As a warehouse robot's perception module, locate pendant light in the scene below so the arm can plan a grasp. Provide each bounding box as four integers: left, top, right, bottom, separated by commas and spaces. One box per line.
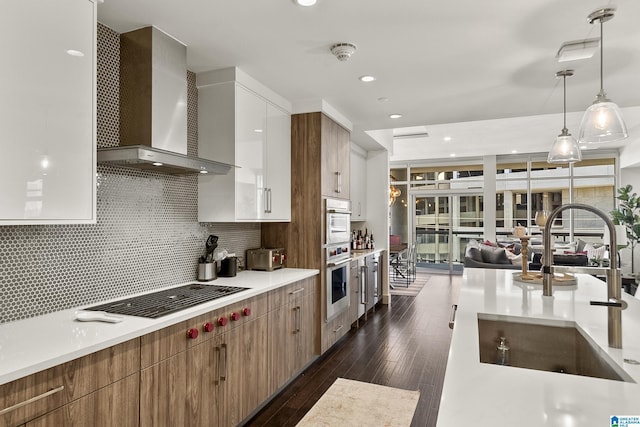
578, 7, 628, 144
548, 70, 582, 163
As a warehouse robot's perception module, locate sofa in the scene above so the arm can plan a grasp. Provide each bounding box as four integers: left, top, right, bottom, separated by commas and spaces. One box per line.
463, 240, 521, 270
463, 239, 591, 270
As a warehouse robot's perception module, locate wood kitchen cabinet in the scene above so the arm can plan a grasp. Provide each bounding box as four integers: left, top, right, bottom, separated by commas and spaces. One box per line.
197, 69, 291, 222
0, 0, 96, 225
26, 374, 139, 427
321, 114, 351, 200
139, 294, 271, 427
268, 277, 318, 392
0, 339, 139, 427
350, 144, 368, 220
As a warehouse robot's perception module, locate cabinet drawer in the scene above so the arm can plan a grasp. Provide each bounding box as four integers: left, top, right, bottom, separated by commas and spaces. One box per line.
269, 277, 315, 310
26, 373, 139, 427
141, 294, 268, 368
0, 339, 139, 427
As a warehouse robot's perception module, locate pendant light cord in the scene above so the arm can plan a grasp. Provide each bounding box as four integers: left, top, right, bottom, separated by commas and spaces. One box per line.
562, 75, 567, 130
599, 19, 604, 94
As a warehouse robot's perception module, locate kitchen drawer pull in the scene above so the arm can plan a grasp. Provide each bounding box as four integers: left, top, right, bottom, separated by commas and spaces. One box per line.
289, 288, 305, 295
333, 324, 343, 333
220, 343, 228, 382
448, 304, 458, 330
295, 306, 301, 333
215, 346, 222, 385
0, 385, 64, 416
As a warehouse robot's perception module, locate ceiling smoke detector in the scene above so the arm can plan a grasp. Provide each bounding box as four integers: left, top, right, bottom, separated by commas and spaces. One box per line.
331, 43, 357, 61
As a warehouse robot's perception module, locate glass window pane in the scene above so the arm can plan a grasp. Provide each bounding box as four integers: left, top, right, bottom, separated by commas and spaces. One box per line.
390, 167, 407, 181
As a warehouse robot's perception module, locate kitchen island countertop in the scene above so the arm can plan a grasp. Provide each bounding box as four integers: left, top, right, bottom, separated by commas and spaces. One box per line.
0, 268, 319, 385
436, 268, 640, 426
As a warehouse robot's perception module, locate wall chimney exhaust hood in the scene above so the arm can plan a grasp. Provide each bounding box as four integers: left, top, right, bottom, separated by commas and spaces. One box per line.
97, 26, 234, 175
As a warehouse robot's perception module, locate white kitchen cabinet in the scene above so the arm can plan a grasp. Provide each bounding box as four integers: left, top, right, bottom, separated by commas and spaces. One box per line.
197, 69, 291, 222
0, 0, 96, 225
350, 144, 367, 221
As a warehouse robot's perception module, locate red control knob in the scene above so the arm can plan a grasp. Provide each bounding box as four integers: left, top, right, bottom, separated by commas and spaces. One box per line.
230, 312, 240, 321
187, 328, 199, 339
242, 307, 251, 317
218, 316, 228, 327
203, 322, 214, 333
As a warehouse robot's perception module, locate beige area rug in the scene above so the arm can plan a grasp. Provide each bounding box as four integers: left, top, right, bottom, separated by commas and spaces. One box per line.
390, 273, 431, 297
296, 378, 420, 427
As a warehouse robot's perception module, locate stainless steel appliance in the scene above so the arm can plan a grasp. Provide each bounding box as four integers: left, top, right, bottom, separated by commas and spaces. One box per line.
246, 248, 285, 271
326, 198, 351, 245
85, 284, 249, 319
326, 243, 351, 320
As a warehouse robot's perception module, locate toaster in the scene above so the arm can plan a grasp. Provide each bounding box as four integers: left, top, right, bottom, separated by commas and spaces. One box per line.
246, 248, 286, 271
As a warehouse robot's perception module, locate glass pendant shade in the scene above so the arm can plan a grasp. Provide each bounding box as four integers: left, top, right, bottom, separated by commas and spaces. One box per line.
578, 7, 628, 144
548, 69, 581, 164
548, 130, 582, 163
578, 96, 628, 143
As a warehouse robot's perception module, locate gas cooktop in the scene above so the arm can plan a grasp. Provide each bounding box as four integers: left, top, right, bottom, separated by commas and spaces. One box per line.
85, 283, 249, 319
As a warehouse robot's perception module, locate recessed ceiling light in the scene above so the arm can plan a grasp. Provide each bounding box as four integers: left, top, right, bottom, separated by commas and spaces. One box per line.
377, 97, 389, 102
254, 129, 263, 133
359, 75, 376, 83
443, 136, 451, 141
511, 150, 518, 154
199, 170, 209, 174
66, 49, 85, 57
450, 153, 456, 157
389, 114, 402, 119
152, 162, 163, 166
294, 0, 317, 6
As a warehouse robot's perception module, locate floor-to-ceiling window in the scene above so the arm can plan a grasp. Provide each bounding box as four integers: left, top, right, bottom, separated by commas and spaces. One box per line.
389, 152, 618, 272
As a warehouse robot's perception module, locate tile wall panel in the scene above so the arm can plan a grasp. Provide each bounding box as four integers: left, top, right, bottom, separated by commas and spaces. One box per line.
0, 24, 261, 324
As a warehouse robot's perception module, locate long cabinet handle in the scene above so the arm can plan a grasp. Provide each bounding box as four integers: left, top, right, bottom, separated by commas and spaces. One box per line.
449, 304, 458, 330
289, 288, 304, 295
267, 188, 272, 213
296, 306, 301, 333
0, 385, 65, 416
220, 343, 228, 382
333, 324, 344, 333
335, 171, 340, 193
361, 265, 368, 304
215, 346, 222, 385
264, 188, 269, 214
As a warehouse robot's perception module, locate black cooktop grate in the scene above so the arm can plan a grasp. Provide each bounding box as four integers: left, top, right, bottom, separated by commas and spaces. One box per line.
85, 283, 249, 319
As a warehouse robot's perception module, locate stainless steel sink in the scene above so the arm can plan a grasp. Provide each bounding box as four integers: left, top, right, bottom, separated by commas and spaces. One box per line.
477, 314, 634, 382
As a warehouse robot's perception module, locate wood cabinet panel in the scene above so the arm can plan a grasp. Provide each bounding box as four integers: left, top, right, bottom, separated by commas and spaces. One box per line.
0, 339, 139, 427
27, 374, 139, 427
140, 351, 188, 427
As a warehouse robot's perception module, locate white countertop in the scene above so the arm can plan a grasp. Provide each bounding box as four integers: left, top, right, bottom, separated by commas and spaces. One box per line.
350, 248, 384, 261
437, 268, 640, 426
0, 268, 319, 386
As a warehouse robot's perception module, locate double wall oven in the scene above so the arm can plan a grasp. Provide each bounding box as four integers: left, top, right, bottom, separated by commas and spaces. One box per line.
325, 198, 351, 320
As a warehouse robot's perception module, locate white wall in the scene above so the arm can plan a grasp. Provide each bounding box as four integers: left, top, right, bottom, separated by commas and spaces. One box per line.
366, 149, 391, 303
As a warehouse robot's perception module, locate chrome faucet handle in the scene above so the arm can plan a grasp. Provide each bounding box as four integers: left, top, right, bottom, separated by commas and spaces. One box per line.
590, 298, 628, 310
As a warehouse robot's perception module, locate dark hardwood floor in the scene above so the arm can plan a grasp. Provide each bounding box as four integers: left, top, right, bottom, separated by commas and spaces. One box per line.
244, 271, 461, 427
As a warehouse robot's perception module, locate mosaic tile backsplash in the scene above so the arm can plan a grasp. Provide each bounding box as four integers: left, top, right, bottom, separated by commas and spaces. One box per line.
0, 24, 261, 324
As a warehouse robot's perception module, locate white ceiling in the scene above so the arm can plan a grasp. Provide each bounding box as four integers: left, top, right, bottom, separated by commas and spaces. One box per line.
96, 0, 640, 160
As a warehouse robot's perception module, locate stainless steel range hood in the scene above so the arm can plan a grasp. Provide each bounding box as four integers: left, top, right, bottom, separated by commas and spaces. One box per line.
97, 26, 234, 175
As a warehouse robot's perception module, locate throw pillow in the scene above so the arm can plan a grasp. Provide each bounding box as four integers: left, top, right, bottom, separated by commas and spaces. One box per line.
465, 246, 483, 262
480, 245, 511, 265
505, 250, 522, 266
584, 243, 607, 260
576, 239, 587, 253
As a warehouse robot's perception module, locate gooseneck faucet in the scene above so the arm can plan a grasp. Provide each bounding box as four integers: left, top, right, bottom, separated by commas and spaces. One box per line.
542, 203, 626, 348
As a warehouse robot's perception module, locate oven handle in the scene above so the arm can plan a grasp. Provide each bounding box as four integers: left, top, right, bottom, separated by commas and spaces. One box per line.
327, 258, 352, 268
327, 209, 352, 215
